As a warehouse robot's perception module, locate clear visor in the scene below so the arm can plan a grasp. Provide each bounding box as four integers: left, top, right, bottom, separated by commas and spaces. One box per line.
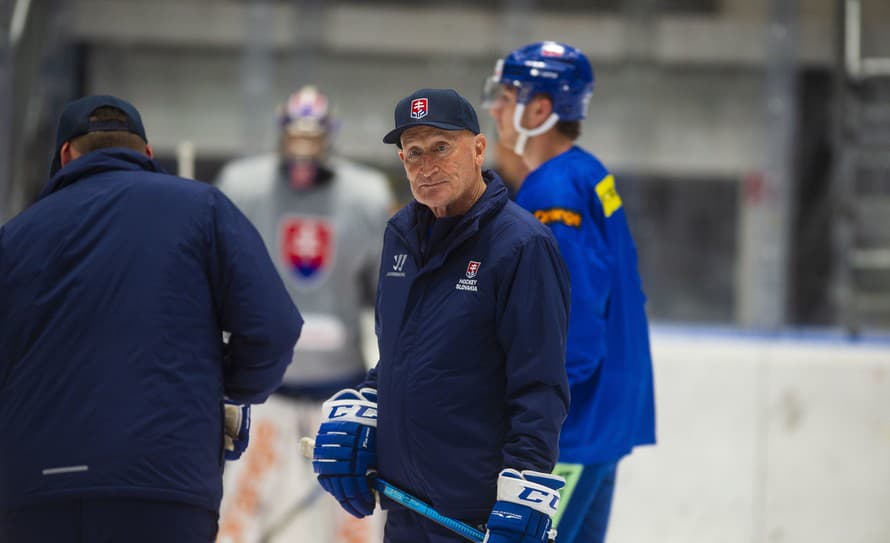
481, 75, 502, 109
480, 58, 505, 109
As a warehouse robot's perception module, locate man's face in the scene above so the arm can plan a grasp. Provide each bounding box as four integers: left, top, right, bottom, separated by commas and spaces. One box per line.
399, 126, 486, 218
488, 86, 520, 150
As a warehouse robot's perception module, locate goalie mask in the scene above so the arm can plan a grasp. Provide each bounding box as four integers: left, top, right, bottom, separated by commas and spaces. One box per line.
482, 41, 594, 154
278, 86, 337, 190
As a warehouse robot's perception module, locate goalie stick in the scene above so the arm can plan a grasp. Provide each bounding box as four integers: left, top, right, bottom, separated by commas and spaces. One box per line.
299, 437, 485, 543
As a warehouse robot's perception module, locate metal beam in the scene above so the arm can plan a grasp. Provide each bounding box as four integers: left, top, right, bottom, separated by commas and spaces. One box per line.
0, 0, 12, 222
736, 0, 798, 329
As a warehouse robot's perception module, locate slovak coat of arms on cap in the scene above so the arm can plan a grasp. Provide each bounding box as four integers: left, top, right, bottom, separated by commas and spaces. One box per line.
410, 98, 429, 120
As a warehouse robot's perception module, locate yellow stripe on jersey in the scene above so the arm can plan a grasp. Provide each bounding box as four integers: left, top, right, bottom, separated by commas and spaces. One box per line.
595, 174, 623, 218
534, 208, 582, 228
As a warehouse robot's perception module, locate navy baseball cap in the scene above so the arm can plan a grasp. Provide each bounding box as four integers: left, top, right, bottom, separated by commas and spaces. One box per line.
50, 94, 148, 176
383, 88, 480, 147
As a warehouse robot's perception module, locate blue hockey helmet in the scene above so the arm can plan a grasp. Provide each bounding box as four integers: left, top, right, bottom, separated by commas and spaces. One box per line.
484, 41, 594, 121
483, 42, 594, 154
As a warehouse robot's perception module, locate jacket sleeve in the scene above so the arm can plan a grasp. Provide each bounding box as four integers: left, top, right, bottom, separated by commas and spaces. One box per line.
208, 188, 303, 403
496, 233, 571, 473
356, 366, 378, 392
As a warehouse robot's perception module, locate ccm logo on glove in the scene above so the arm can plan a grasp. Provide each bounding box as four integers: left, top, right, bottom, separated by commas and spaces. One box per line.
328, 403, 377, 422
518, 486, 560, 511
484, 468, 565, 543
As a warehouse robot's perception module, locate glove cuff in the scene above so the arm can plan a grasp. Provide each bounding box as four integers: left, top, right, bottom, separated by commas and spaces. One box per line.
496, 468, 563, 517
321, 388, 378, 427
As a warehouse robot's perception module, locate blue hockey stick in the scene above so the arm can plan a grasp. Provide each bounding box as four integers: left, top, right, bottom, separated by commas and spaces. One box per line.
300, 437, 484, 542
371, 476, 485, 542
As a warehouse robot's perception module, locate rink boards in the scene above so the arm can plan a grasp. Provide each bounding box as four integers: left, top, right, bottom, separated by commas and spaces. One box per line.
609, 325, 890, 543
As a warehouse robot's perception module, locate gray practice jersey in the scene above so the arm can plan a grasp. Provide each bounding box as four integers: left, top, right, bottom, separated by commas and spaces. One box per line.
216, 153, 393, 387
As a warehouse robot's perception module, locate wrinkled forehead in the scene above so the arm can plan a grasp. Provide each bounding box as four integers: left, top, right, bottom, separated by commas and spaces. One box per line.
399, 125, 467, 148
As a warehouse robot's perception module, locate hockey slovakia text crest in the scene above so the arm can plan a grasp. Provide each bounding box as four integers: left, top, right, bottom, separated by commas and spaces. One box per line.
466, 260, 481, 279
456, 260, 481, 291
280, 216, 334, 287
410, 98, 429, 119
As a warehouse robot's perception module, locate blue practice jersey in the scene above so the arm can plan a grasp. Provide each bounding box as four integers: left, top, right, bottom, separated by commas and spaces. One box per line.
515, 146, 656, 463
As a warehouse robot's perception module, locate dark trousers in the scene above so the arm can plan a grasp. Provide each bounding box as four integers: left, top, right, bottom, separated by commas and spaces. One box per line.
0, 498, 218, 543
384, 508, 487, 543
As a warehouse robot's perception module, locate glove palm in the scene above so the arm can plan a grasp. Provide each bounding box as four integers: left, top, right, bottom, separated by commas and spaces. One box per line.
223, 400, 251, 461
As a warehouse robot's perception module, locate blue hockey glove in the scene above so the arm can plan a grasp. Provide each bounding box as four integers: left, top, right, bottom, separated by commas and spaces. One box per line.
312, 388, 378, 518
483, 469, 565, 543
223, 400, 251, 461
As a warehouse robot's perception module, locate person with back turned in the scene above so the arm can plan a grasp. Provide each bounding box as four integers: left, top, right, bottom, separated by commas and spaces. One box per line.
0, 95, 303, 542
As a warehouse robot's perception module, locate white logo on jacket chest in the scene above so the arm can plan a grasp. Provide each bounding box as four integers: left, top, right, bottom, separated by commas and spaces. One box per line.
455, 260, 481, 291
386, 254, 408, 277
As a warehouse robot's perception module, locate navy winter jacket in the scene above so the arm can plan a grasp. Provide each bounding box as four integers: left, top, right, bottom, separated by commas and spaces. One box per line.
0, 149, 302, 512
360, 171, 570, 521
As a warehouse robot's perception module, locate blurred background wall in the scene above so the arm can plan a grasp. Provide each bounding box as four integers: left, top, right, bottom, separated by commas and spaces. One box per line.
4, 0, 890, 332
1, 3, 890, 541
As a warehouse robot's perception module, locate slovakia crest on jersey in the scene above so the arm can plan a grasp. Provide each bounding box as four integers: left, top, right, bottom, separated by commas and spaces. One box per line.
466, 260, 481, 279
410, 98, 429, 119
280, 216, 335, 288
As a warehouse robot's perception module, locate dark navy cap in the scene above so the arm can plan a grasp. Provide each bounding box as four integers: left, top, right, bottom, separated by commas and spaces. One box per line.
383, 88, 480, 146
50, 94, 148, 176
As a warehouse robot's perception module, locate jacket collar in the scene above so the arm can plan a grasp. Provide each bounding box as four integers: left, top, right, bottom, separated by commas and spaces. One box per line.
38, 148, 167, 201
388, 169, 509, 265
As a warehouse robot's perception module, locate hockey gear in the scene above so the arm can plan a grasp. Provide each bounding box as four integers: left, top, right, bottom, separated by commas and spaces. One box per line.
223, 400, 251, 461
482, 41, 594, 154
278, 85, 338, 189
483, 469, 565, 543
312, 388, 378, 518
375, 477, 485, 542
279, 85, 335, 137
301, 437, 485, 542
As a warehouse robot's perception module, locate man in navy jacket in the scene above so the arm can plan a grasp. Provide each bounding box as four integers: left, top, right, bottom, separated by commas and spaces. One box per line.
311, 89, 571, 543
0, 95, 303, 542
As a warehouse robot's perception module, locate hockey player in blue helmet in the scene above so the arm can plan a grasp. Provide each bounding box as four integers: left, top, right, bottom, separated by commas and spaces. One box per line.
485, 41, 657, 543
483, 40, 594, 155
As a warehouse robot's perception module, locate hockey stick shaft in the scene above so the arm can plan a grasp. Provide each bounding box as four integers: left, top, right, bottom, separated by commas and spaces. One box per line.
300, 437, 484, 542
371, 477, 485, 542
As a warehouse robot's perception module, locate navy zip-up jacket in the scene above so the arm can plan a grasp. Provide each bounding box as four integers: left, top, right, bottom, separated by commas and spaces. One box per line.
0, 149, 303, 512
360, 171, 570, 521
